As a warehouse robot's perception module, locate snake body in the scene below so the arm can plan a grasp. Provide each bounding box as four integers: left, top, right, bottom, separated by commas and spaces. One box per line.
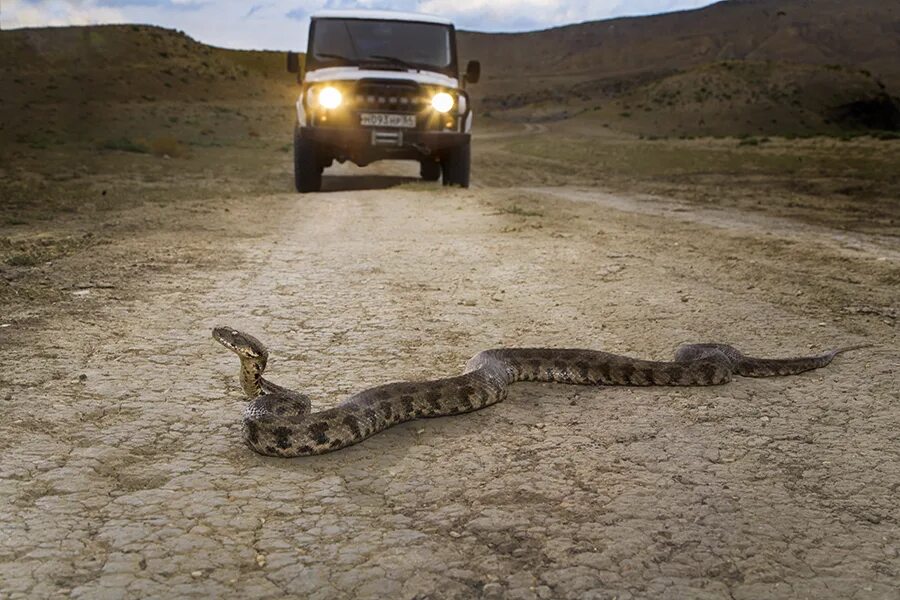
213, 327, 863, 457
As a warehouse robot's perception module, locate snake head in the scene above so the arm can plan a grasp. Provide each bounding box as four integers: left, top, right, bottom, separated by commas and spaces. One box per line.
212, 326, 269, 361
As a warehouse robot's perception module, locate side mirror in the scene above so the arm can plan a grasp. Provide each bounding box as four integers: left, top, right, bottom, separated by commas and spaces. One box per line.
465, 60, 481, 84
287, 51, 302, 81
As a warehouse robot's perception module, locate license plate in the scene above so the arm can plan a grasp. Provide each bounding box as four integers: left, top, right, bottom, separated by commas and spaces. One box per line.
360, 113, 416, 128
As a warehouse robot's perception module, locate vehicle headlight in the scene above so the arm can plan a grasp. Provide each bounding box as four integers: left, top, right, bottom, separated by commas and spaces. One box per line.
431, 92, 454, 113
318, 86, 342, 110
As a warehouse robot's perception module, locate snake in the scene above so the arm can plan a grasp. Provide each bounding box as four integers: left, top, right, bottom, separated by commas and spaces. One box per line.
213, 326, 865, 457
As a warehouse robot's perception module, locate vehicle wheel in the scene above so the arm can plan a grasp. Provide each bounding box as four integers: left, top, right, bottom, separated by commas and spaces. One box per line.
420, 159, 441, 181
294, 126, 322, 193
440, 141, 470, 188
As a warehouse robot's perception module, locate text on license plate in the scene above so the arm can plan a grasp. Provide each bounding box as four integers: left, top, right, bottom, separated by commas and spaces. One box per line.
360, 113, 416, 128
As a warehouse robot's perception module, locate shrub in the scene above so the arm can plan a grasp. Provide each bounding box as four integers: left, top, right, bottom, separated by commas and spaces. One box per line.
7, 253, 41, 267
147, 136, 187, 158
100, 138, 148, 153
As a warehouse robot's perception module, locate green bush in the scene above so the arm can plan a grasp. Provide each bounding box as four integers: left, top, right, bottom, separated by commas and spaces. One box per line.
7, 253, 41, 267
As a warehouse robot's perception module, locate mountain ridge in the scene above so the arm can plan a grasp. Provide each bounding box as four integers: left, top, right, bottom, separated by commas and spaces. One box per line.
2, 0, 898, 139
458, 0, 900, 90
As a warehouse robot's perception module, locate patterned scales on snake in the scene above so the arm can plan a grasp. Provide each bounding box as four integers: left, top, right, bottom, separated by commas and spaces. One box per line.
213, 326, 865, 457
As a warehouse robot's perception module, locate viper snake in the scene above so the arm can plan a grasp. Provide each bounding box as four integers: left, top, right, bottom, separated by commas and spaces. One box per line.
214, 326, 864, 457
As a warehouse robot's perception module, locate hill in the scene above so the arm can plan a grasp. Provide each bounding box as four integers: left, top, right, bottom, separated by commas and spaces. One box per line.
458, 0, 900, 133
1, 0, 899, 142
0, 25, 298, 150
489, 61, 899, 137
0, 24, 289, 103
458, 0, 900, 91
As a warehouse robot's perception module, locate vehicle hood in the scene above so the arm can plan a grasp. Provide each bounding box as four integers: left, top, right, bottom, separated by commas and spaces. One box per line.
305, 66, 459, 88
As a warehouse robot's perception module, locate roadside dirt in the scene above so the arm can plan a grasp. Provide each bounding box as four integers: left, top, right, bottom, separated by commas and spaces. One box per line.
1, 133, 898, 599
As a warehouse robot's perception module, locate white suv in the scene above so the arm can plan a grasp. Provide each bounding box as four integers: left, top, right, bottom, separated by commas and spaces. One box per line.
287, 10, 480, 192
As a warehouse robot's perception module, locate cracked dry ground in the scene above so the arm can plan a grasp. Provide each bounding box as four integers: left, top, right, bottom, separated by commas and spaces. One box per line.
1, 162, 898, 600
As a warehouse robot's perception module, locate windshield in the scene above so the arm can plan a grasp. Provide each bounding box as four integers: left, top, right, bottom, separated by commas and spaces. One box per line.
308, 18, 455, 75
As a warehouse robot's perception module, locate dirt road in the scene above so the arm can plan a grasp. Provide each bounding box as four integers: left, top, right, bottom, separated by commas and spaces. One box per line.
1, 150, 898, 599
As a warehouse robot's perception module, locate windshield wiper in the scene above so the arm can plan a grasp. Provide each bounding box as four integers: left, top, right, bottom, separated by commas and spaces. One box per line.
365, 54, 421, 71
316, 52, 355, 64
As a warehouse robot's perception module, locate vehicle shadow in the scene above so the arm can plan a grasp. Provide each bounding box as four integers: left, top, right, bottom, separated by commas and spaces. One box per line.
320, 174, 419, 192
317, 160, 424, 192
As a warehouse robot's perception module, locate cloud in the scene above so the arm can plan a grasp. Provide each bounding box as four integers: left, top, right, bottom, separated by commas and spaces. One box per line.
245, 3, 270, 18
321, 0, 407, 8
418, 0, 610, 30
1, 0, 719, 49
416, 0, 715, 30
97, 0, 209, 10
2, 0, 125, 27
286, 7, 307, 20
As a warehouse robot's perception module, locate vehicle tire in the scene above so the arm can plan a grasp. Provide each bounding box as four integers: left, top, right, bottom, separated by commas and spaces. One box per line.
294, 126, 322, 193
440, 140, 470, 188
420, 159, 441, 181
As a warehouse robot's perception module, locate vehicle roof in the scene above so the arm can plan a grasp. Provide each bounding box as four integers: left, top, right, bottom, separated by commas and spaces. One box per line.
310, 9, 453, 26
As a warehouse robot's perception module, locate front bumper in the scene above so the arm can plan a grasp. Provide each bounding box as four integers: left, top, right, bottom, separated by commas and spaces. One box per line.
300, 126, 469, 164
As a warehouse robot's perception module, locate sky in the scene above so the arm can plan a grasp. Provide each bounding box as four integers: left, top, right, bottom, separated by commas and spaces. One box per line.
1, 0, 719, 50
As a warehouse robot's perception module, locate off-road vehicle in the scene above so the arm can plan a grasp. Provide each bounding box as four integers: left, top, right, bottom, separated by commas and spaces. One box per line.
287, 10, 480, 192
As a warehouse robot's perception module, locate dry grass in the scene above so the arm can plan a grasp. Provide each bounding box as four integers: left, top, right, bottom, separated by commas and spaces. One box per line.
146, 135, 188, 158
501, 132, 900, 182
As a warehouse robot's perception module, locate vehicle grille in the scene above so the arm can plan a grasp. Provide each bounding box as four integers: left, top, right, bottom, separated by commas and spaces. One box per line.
350, 80, 428, 112
306, 78, 456, 132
